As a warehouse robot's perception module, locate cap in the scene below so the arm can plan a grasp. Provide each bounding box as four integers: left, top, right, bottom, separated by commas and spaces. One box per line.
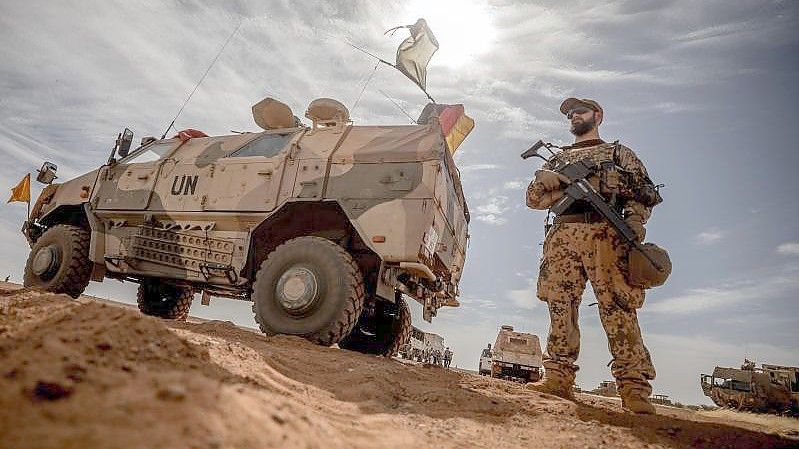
560, 98, 603, 115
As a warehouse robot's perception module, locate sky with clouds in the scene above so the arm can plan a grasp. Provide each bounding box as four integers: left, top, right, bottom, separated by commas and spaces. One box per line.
1, 0, 797, 405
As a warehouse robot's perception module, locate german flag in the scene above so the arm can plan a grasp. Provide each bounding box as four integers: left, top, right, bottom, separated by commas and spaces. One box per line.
437, 104, 475, 154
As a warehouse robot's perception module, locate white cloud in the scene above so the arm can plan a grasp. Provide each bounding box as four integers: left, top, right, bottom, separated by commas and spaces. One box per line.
458, 297, 497, 310
507, 280, 540, 310
648, 266, 799, 314
474, 214, 507, 226
675, 20, 754, 44
502, 179, 527, 191
459, 163, 500, 174
472, 195, 510, 226
695, 229, 725, 245
776, 242, 799, 256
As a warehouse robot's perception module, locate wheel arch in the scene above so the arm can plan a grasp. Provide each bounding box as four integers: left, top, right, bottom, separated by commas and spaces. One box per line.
39, 204, 90, 229
243, 200, 382, 298
26, 204, 92, 245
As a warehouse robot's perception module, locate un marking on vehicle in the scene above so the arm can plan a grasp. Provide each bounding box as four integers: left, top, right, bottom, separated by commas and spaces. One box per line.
171, 175, 198, 195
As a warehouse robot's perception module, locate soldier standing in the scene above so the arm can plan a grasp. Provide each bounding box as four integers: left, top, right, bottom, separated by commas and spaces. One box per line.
526, 98, 660, 414
443, 347, 453, 368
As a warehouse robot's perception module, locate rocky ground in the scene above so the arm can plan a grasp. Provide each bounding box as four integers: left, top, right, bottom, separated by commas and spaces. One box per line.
1, 283, 797, 449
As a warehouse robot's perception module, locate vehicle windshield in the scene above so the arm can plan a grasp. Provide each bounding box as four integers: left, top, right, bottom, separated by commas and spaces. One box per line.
123, 141, 178, 164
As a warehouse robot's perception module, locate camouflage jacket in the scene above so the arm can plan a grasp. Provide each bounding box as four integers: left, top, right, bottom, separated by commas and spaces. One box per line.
526, 140, 656, 223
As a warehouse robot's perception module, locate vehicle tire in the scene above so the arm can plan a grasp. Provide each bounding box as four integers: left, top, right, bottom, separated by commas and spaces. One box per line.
23, 224, 92, 298
339, 295, 412, 357
137, 279, 193, 320
251, 236, 364, 346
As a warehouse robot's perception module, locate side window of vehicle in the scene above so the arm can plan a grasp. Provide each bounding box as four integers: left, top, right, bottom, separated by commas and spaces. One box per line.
123, 141, 177, 164
230, 133, 295, 158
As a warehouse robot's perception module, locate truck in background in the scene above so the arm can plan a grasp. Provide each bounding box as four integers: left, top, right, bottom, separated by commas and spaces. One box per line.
489, 325, 543, 383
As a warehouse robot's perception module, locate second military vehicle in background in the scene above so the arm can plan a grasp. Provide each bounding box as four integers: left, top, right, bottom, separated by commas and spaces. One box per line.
701, 359, 799, 414
488, 325, 543, 383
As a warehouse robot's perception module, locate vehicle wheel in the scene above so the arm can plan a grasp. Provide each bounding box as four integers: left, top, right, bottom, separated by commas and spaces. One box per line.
137, 279, 193, 320
24, 224, 92, 298
339, 295, 412, 357
251, 236, 364, 346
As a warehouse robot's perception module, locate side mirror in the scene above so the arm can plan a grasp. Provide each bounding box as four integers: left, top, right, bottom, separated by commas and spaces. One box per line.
36, 161, 58, 185
116, 128, 134, 158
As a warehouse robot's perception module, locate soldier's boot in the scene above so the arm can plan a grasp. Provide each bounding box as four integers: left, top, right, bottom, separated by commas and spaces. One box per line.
527, 372, 575, 400
620, 389, 656, 415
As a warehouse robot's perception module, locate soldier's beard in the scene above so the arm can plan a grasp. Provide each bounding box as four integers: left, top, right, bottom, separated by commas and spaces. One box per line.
570, 117, 596, 136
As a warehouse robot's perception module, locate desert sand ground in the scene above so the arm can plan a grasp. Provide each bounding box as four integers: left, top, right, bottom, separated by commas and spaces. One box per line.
1, 283, 797, 449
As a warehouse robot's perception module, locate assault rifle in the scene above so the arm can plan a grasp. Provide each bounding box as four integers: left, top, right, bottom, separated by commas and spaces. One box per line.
521, 142, 664, 270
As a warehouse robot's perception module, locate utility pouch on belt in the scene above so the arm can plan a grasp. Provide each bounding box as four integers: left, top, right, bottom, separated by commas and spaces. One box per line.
626, 243, 672, 288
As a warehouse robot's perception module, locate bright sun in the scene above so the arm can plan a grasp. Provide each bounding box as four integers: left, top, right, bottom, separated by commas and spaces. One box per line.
402, 0, 496, 67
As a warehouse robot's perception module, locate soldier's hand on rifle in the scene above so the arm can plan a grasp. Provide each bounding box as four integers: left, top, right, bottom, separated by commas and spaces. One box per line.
625, 214, 646, 242
535, 189, 565, 209
534, 169, 570, 191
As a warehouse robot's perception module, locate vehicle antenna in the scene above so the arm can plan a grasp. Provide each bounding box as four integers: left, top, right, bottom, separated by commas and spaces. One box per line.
378, 89, 417, 124
160, 20, 243, 139
346, 41, 395, 69
350, 60, 381, 114
346, 40, 436, 104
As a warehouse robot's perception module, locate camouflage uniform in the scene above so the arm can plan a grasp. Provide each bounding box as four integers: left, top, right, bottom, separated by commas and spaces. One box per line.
527, 140, 656, 398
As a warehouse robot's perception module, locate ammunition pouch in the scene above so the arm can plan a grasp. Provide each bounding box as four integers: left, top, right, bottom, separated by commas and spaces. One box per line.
634, 183, 663, 207
626, 243, 672, 289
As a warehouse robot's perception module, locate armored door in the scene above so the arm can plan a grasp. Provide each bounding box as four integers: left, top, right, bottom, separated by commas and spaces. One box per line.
204, 131, 298, 212
150, 135, 254, 212
92, 140, 178, 210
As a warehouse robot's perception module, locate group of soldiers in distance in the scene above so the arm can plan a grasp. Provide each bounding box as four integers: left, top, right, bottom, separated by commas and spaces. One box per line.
400, 345, 454, 368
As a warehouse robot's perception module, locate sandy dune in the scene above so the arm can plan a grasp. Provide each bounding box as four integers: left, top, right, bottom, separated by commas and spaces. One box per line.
0, 284, 796, 449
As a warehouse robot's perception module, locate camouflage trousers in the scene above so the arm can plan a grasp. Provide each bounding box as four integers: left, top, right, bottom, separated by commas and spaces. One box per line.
537, 222, 655, 395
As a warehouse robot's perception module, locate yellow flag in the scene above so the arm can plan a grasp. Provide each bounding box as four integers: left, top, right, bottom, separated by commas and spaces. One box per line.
8, 173, 31, 203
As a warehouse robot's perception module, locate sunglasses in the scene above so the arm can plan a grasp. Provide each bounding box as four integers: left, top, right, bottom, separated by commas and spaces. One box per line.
566, 107, 593, 119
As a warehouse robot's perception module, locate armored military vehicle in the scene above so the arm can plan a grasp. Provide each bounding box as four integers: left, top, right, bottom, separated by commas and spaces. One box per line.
589, 380, 618, 397
21, 96, 472, 356
700, 360, 799, 414
489, 325, 543, 382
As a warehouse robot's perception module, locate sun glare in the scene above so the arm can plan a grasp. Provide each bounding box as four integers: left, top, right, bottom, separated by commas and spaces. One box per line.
402, 0, 496, 67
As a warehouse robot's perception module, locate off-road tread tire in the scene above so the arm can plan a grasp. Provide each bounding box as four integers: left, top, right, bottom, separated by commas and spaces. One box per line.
23, 224, 92, 298
137, 280, 193, 320
339, 296, 412, 357
251, 236, 365, 347
386, 296, 412, 357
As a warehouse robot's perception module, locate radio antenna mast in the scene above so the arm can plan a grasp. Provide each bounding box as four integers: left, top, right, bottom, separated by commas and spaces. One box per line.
160, 20, 243, 139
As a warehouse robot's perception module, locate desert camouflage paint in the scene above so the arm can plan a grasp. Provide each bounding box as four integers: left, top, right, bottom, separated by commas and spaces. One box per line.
527, 142, 654, 222
527, 141, 657, 396
26, 100, 470, 320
